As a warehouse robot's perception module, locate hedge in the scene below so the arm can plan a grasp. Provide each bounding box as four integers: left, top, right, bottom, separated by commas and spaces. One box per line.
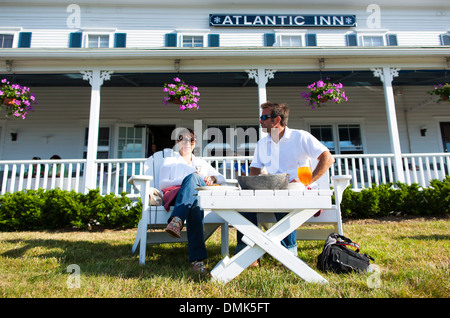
0, 177, 448, 231
0, 188, 142, 231
340, 176, 450, 218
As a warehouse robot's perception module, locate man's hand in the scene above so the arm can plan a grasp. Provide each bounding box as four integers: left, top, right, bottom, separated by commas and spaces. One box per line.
311, 151, 335, 184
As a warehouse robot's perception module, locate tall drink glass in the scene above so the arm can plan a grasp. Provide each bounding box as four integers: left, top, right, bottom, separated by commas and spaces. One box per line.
297, 159, 312, 186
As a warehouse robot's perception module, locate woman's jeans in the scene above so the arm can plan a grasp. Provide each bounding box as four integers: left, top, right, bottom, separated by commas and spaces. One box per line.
235, 213, 297, 255
168, 173, 207, 262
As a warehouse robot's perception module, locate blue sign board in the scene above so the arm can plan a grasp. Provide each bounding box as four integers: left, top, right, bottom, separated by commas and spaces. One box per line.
210, 14, 356, 27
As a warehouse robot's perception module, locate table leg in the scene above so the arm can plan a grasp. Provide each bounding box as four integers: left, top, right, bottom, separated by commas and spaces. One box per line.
211, 210, 328, 284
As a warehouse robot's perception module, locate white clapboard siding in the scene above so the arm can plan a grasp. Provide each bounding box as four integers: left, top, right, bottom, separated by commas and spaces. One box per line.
1, 4, 449, 48
2, 83, 447, 162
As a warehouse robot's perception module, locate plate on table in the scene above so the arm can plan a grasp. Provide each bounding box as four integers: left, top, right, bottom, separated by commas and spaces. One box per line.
286, 183, 306, 190
196, 185, 239, 191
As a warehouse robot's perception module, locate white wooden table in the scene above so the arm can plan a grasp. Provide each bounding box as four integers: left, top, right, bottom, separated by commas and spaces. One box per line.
198, 188, 333, 284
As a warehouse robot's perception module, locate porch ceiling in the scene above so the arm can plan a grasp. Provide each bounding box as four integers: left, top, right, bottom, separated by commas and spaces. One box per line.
1, 70, 447, 88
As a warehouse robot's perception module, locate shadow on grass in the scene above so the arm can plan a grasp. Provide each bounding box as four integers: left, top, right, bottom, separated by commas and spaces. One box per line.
1, 236, 226, 283
398, 234, 450, 241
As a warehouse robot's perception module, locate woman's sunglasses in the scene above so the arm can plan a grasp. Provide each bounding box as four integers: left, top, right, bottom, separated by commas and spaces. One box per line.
178, 136, 196, 144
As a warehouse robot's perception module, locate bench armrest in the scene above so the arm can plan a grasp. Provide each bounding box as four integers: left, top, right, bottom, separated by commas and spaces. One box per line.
128, 175, 154, 208
331, 175, 352, 205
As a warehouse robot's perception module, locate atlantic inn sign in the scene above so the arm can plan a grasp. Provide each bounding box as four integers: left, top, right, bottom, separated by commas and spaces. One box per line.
209, 14, 357, 27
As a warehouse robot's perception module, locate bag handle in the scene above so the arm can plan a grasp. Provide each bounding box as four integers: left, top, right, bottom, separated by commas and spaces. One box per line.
335, 234, 360, 252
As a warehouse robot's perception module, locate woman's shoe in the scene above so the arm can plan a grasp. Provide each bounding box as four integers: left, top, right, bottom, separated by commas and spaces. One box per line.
191, 260, 209, 275
165, 217, 182, 238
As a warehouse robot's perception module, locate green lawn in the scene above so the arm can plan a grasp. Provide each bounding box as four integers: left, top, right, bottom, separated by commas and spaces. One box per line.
0, 216, 448, 298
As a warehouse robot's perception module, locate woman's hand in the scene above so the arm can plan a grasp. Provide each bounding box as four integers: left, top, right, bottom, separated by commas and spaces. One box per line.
203, 176, 216, 186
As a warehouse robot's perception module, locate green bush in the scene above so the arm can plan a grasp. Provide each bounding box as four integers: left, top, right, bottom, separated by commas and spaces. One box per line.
0, 178, 448, 230
0, 189, 142, 231
340, 176, 450, 218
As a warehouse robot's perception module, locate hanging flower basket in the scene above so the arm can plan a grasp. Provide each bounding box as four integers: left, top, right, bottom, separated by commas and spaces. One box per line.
163, 77, 200, 111
2, 97, 17, 107
427, 83, 450, 104
301, 79, 348, 109
0, 78, 37, 119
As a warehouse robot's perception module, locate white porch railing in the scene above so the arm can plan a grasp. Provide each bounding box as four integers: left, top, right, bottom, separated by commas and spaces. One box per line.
0, 159, 86, 195
0, 153, 449, 195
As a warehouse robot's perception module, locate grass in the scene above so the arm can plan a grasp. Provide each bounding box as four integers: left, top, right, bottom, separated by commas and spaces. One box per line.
0, 216, 448, 298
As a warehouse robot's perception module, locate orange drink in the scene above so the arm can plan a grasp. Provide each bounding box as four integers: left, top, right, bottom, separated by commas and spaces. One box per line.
297, 166, 312, 186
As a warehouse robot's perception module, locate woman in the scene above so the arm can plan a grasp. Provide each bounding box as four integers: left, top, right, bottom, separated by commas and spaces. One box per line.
159, 128, 225, 274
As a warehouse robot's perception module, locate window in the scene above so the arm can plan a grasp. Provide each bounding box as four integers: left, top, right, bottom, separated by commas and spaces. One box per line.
117, 127, 144, 159
280, 35, 302, 47
88, 34, 109, 48
0, 34, 13, 48
362, 35, 384, 46
310, 125, 335, 153
83, 127, 110, 159
182, 35, 204, 47
310, 124, 363, 154
204, 124, 259, 156
338, 124, 363, 154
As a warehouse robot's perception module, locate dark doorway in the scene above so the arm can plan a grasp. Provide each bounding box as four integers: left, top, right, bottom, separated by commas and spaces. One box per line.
146, 125, 176, 157
440, 122, 450, 153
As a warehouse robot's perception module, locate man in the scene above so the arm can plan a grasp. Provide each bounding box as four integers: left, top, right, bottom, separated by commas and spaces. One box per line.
235, 101, 335, 258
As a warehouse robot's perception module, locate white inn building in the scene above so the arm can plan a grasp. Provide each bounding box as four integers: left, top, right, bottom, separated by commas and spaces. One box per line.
0, 0, 449, 194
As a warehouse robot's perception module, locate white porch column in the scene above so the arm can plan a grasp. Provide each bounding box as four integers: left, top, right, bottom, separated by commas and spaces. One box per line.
81, 70, 113, 192
246, 68, 276, 138
372, 67, 405, 183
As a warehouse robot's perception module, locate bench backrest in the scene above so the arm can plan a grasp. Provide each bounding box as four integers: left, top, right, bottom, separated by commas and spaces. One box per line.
143, 148, 330, 190
143, 148, 174, 190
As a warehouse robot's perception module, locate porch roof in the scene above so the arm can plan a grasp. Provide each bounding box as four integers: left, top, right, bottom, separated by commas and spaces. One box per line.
1, 70, 448, 88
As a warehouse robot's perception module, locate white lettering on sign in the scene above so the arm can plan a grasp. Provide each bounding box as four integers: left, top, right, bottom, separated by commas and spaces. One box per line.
210, 14, 356, 27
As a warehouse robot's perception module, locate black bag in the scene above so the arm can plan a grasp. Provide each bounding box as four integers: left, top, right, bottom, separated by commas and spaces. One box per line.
317, 233, 374, 274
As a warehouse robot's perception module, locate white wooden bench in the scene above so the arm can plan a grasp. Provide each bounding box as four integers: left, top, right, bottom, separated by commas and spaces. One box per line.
128, 149, 230, 265
128, 148, 351, 265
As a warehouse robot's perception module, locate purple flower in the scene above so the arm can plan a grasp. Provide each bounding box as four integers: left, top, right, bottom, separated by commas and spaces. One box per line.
173, 77, 181, 82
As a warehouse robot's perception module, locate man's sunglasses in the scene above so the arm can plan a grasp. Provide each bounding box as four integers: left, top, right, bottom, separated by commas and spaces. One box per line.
260, 114, 279, 121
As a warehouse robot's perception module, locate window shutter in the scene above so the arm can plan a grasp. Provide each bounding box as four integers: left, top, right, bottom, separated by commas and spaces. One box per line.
441, 34, 450, 46
305, 34, 317, 47
69, 32, 82, 48
264, 33, 275, 47
346, 33, 358, 46
208, 34, 220, 47
18, 32, 32, 48
114, 33, 127, 48
386, 34, 398, 46
165, 33, 177, 47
